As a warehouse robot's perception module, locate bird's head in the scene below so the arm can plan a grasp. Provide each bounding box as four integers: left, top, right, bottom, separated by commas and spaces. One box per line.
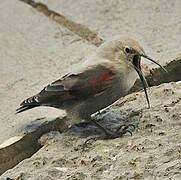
98, 36, 167, 108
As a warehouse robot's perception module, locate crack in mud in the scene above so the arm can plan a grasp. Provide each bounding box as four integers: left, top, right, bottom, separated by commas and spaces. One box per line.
19, 0, 104, 47
0, 117, 68, 175
130, 57, 181, 93
19, 0, 181, 92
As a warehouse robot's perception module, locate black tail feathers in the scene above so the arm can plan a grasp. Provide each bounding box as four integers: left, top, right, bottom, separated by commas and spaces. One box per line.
16, 95, 39, 114
16, 105, 39, 114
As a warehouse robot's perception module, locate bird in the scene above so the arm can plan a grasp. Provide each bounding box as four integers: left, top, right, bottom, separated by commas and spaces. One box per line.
16, 36, 167, 138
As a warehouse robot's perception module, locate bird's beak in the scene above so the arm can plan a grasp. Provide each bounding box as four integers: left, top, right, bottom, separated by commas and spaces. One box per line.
132, 54, 167, 108
141, 54, 167, 73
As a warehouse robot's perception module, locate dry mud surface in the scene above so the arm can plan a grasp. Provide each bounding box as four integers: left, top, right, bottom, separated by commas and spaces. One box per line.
2, 82, 181, 179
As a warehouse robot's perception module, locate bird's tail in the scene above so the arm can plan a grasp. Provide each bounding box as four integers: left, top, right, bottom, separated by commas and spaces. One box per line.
16, 95, 40, 114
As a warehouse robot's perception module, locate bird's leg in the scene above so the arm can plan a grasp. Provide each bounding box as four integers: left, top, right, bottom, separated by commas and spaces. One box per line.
111, 124, 136, 138
82, 117, 113, 150
78, 114, 113, 136
82, 116, 135, 150
91, 118, 113, 136
83, 121, 136, 150
91, 117, 136, 138
91, 120, 135, 139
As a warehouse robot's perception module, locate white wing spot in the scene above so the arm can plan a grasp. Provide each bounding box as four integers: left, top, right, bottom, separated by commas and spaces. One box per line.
34, 96, 39, 102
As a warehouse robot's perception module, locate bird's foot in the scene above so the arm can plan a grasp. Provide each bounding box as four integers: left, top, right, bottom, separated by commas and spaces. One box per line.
108, 124, 135, 139
82, 124, 135, 150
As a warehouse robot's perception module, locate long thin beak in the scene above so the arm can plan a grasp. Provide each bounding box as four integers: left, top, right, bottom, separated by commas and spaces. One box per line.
134, 65, 150, 108
141, 54, 168, 73
134, 54, 167, 108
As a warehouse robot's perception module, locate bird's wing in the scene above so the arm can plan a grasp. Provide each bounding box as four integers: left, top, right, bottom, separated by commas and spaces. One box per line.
19, 62, 116, 109
38, 63, 116, 104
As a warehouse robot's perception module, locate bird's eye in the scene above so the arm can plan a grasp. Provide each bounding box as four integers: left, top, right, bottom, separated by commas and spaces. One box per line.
125, 47, 130, 54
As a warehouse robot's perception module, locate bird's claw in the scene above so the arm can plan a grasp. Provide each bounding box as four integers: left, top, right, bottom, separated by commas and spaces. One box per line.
82, 124, 135, 150
114, 124, 135, 136
103, 123, 135, 139
82, 137, 99, 151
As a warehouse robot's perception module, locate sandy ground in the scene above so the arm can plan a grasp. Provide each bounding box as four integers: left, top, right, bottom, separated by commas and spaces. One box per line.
1, 0, 181, 179
2, 81, 181, 179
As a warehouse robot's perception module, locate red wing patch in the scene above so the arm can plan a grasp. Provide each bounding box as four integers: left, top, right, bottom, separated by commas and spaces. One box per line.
89, 71, 115, 86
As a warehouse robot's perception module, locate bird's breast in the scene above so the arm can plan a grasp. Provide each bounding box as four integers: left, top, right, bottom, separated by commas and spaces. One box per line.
117, 68, 138, 96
